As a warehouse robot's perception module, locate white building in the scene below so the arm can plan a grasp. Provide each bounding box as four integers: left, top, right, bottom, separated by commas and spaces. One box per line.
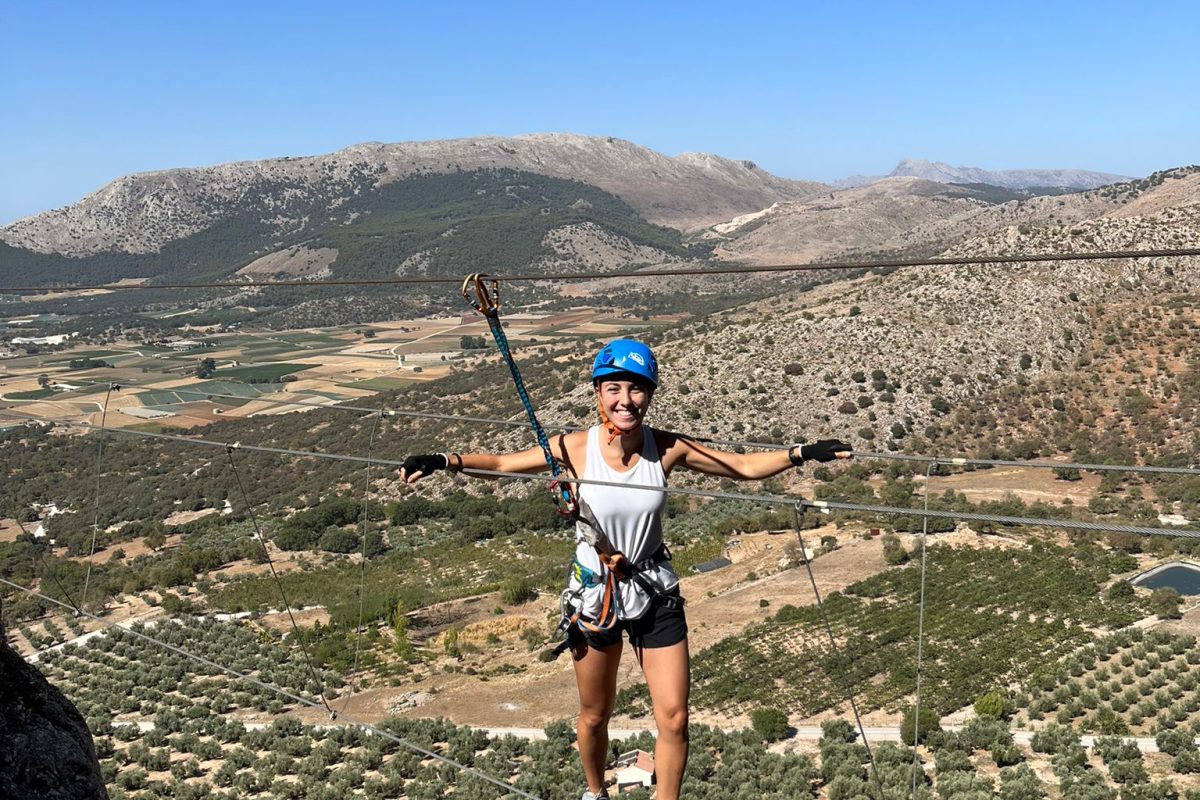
11, 333, 73, 345
615, 750, 655, 792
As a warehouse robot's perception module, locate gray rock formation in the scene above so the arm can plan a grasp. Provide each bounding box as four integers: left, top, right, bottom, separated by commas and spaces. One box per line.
0, 133, 828, 256
0, 622, 108, 800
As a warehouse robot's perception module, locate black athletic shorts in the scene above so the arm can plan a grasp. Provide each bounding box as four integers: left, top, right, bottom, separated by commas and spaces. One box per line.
578, 588, 688, 650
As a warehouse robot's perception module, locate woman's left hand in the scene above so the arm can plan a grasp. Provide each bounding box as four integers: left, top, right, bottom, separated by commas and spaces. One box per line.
399, 454, 448, 483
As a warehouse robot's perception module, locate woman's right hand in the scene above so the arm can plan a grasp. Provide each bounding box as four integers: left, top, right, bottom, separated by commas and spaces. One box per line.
399, 454, 448, 483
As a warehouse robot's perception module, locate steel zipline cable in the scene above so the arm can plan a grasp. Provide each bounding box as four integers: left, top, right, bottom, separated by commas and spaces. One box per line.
792, 505, 884, 799
341, 408, 385, 720
11, 416, 1200, 540
0, 575, 545, 800
2, 245, 1199, 293
41, 380, 1200, 477
80, 382, 116, 612
224, 443, 336, 718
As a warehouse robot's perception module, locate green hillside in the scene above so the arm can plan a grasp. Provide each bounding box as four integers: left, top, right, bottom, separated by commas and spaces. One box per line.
0, 169, 690, 287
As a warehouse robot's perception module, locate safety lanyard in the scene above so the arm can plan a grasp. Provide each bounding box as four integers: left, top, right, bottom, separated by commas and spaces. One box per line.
461, 274, 576, 516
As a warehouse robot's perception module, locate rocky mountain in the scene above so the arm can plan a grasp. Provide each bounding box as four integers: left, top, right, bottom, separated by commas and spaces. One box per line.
0, 134, 826, 258
835, 158, 1131, 191
0, 168, 704, 291
705, 167, 1199, 266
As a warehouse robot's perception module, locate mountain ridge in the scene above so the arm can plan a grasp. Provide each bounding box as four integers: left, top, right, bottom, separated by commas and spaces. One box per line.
705, 167, 1200, 266
0, 133, 827, 257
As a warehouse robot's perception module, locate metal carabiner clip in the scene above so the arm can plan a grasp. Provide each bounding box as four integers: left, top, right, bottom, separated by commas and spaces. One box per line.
460, 273, 500, 316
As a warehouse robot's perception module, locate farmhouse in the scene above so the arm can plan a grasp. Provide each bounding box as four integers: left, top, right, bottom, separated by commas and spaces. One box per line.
614, 750, 655, 792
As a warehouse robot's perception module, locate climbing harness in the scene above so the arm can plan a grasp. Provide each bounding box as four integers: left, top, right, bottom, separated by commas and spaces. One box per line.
549, 540, 684, 659
460, 275, 617, 648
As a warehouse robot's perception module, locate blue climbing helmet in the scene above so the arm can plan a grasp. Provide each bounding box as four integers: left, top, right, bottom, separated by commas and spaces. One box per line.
592, 339, 658, 388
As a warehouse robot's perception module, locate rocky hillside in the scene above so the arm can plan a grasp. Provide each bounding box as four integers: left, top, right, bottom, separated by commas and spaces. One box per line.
0, 168, 704, 291
707, 167, 1200, 266
835, 158, 1131, 190
703, 178, 995, 264
0, 623, 107, 799
0, 134, 826, 257
524, 169, 1200, 465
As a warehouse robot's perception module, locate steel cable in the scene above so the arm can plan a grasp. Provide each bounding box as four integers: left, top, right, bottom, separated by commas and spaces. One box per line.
852, 450, 1199, 476
223, 444, 336, 718
340, 409, 384, 720
80, 382, 115, 612
12, 514, 82, 613
3, 246, 1199, 293
4, 414, 1198, 539
793, 502, 884, 800
799, 498, 1200, 539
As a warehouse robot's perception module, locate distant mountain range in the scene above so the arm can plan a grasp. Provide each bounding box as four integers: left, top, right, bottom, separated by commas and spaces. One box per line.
0, 134, 1156, 293
834, 158, 1132, 191
0, 134, 825, 258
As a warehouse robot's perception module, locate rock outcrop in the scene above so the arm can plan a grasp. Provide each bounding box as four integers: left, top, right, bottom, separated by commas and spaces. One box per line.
0, 622, 108, 799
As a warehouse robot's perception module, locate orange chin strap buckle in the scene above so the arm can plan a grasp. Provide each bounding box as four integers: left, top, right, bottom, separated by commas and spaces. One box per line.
595, 388, 622, 445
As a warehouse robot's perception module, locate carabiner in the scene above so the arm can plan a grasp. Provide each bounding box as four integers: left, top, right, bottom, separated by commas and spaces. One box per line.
460, 273, 500, 316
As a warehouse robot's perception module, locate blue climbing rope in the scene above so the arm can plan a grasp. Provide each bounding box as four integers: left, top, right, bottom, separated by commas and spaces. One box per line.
461, 274, 575, 514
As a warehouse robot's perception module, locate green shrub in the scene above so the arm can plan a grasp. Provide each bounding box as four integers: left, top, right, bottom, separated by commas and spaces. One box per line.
750, 707, 790, 742
500, 578, 537, 605
975, 690, 1007, 719
901, 705, 940, 745
318, 527, 359, 554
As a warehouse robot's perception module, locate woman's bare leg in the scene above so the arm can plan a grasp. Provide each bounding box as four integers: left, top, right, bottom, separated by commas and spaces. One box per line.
573, 639, 623, 795
636, 639, 690, 800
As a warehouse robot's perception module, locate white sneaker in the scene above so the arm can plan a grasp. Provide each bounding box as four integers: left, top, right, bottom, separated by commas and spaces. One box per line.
582, 792, 609, 800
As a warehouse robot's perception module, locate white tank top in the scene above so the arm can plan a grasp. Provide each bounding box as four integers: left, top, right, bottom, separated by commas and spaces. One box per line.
570, 425, 679, 620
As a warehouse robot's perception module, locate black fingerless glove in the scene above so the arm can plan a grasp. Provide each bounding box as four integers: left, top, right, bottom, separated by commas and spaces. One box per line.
789, 439, 851, 465
401, 454, 448, 476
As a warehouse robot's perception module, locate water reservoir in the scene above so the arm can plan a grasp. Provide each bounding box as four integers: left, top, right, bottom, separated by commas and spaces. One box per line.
1132, 563, 1200, 596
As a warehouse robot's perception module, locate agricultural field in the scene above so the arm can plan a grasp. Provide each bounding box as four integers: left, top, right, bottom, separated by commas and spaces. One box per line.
619, 536, 1152, 722
31, 616, 828, 800
1019, 629, 1200, 736
27, 611, 1200, 800
0, 307, 680, 431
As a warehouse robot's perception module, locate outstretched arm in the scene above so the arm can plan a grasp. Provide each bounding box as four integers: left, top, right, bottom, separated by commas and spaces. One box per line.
400, 433, 583, 484
660, 432, 850, 480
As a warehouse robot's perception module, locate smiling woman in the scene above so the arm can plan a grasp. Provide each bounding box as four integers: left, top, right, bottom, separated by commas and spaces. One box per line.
398, 337, 850, 800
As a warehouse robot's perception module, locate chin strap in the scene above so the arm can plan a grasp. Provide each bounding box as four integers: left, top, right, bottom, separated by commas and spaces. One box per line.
594, 389, 623, 445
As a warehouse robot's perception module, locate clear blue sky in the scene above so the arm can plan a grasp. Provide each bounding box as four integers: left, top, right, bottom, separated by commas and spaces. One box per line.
3, 0, 1198, 223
